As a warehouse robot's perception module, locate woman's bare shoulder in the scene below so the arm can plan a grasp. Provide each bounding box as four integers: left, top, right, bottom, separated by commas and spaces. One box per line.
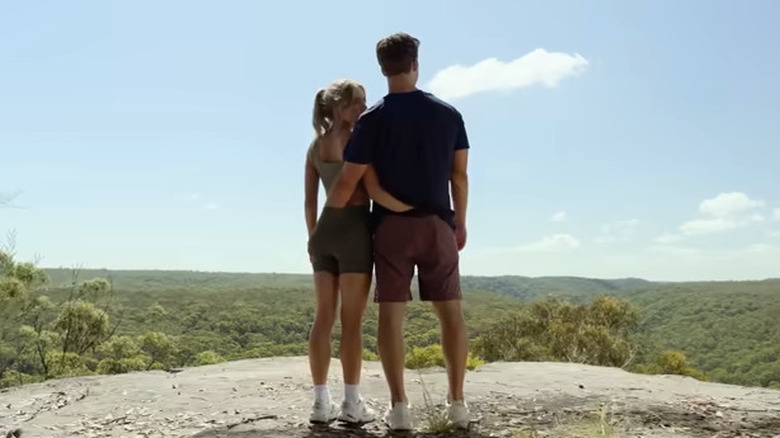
316, 133, 343, 161
306, 138, 319, 160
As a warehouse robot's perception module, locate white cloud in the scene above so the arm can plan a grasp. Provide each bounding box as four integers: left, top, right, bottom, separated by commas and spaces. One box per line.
178, 193, 220, 210
679, 213, 764, 236
595, 219, 640, 243
614, 219, 639, 230
679, 217, 741, 235
699, 192, 765, 217
551, 211, 567, 222
648, 245, 705, 257
177, 193, 202, 203
774, 208, 780, 220
747, 243, 775, 253
654, 233, 683, 244
662, 192, 767, 239
511, 234, 581, 253
0, 190, 22, 207
648, 242, 779, 260
462, 242, 780, 281
427, 48, 589, 100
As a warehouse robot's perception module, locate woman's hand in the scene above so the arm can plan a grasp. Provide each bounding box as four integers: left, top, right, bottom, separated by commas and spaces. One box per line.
363, 166, 413, 212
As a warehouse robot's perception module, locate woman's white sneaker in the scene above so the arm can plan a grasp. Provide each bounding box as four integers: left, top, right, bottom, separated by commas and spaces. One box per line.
309, 400, 339, 424
338, 397, 376, 424
383, 402, 413, 431
446, 399, 470, 429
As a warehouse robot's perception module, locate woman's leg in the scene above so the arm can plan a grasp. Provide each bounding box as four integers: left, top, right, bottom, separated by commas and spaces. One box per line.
336, 272, 376, 424
338, 273, 371, 386
309, 271, 339, 403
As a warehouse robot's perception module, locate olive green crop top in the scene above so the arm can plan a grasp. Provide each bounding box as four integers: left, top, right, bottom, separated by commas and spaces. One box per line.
307, 140, 343, 192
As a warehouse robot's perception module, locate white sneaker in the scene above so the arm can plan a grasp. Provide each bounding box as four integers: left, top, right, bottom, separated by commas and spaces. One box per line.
338, 397, 376, 424
383, 401, 413, 431
309, 399, 339, 424
446, 399, 470, 429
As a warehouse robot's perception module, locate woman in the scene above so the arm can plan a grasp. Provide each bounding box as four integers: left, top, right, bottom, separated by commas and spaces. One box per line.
303, 79, 412, 424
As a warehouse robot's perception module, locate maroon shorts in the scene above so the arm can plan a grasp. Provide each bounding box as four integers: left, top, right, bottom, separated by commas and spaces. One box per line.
373, 214, 462, 303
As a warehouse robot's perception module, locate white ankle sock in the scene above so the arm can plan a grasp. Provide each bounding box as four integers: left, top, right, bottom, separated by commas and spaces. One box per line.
314, 385, 330, 403
344, 384, 360, 403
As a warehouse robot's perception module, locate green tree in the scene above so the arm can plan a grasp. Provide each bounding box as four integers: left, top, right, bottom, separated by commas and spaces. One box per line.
657, 350, 706, 380
0, 247, 120, 386
195, 350, 225, 366
54, 300, 109, 355
405, 344, 484, 371
138, 331, 176, 370
474, 295, 639, 368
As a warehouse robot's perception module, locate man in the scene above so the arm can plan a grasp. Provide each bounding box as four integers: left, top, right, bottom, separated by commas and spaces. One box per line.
326, 32, 471, 431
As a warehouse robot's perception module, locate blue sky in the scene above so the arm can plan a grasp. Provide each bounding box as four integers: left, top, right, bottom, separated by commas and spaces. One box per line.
1, 0, 779, 281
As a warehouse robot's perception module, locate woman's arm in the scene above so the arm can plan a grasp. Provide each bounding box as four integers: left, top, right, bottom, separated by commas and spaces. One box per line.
304, 154, 319, 236
363, 165, 413, 212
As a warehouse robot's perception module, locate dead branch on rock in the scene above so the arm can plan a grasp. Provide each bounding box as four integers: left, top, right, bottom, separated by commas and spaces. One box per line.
225, 414, 279, 430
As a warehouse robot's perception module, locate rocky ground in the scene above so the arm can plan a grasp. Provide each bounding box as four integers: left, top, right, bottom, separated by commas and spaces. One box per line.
2, 357, 780, 438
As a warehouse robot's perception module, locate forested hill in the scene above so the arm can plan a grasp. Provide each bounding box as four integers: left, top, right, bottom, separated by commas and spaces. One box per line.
18, 267, 780, 390
624, 279, 780, 387
42, 268, 654, 299
42, 269, 315, 291
460, 275, 654, 300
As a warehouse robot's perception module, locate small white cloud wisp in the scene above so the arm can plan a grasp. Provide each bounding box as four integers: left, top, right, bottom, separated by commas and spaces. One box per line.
427, 48, 589, 100
0, 190, 23, 207
595, 219, 640, 244
510, 234, 581, 253
551, 211, 567, 222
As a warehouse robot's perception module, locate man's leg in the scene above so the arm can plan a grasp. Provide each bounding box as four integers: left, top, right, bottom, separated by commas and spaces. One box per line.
373, 216, 416, 430
418, 216, 470, 427
378, 302, 407, 404
431, 300, 468, 401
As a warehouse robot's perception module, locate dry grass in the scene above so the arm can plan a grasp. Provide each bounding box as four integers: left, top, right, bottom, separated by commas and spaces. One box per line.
417, 371, 457, 434
569, 403, 619, 437
511, 403, 626, 438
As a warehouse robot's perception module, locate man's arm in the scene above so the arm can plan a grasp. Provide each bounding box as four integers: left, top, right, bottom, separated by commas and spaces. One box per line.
451, 150, 468, 228
451, 113, 470, 250
326, 162, 368, 208
325, 113, 375, 208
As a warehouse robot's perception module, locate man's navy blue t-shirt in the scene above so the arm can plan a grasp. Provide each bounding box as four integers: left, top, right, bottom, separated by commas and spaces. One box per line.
343, 89, 470, 229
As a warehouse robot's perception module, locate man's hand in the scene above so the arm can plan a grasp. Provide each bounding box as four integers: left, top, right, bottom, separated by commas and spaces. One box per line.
455, 222, 467, 251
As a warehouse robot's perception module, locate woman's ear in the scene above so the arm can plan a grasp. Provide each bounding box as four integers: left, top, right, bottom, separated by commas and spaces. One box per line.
332, 105, 346, 123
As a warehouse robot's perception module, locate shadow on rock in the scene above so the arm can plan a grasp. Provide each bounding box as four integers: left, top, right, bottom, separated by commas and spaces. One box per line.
190, 423, 492, 438
3, 429, 22, 438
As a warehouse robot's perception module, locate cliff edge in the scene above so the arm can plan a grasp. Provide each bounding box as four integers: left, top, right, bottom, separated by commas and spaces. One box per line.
2, 357, 779, 438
